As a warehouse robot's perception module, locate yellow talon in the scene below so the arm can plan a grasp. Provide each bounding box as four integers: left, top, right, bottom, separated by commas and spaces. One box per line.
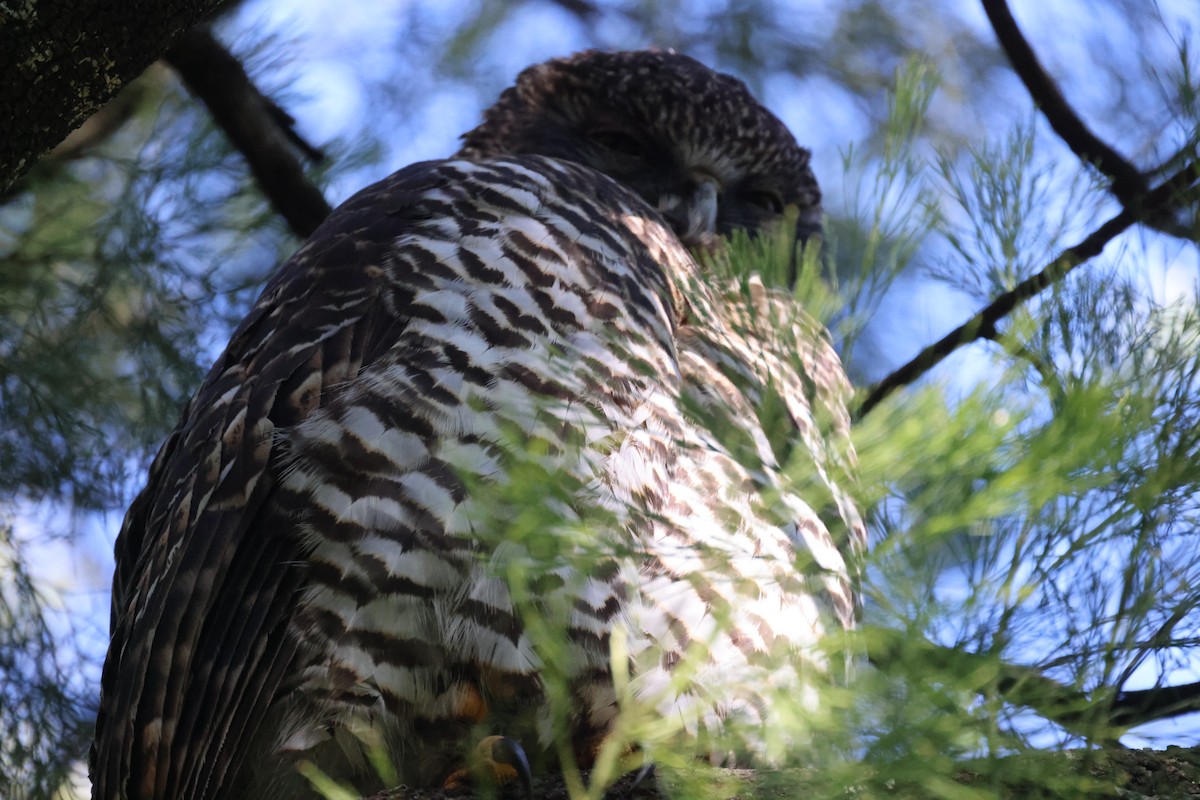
442, 735, 532, 798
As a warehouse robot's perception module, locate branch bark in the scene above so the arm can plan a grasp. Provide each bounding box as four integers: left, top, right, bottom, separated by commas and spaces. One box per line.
981, 0, 1148, 204
546, 0, 600, 17
857, 210, 1131, 417
0, 0, 229, 192
1111, 680, 1200, 728
865, 626, 1200, 737
165, 28, 332, 239
376, 747, 1200, 798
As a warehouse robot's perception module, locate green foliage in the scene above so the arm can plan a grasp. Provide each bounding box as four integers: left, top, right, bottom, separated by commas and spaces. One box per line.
930, 123, 1096, 301
0, 68, 288, 510
835, 52, 1200, 795
0, 521, 87, 799
827, 57, 942, 364
4, 1, 1200, 797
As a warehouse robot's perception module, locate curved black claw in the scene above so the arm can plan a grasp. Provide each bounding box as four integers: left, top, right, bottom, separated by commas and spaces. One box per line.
478, 735, 533, 800
442, 735, 532, 798
626, 761, 655, 797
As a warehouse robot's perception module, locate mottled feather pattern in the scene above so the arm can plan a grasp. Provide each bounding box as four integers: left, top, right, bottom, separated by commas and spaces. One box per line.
269, 157, 853, 780
94, 167, 429, 797
459, 50, 823, 242
679, 276, 864, 628
270, 156, 699, 767
93, 50, 861, 799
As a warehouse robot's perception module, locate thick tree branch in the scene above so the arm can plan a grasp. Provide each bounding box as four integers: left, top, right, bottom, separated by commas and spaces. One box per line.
981, 0, 1148, 204
166, 28, 332, 239
863, 627, 1107, 738
380, 747, 1200, 798
1111, 680, 1200, 728
867, 626, 1200, 737
42, 78, 154, 164
0, 0, 229, 192
857, 159, 1200, 418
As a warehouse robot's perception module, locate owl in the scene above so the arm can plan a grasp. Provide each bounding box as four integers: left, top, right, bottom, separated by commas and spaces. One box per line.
90, 49, 863, 798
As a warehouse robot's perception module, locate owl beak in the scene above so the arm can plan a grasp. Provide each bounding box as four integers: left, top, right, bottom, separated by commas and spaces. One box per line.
658, 176, 719, 248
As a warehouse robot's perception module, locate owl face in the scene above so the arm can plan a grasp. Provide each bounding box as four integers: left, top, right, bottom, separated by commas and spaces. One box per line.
458, 50, 823, 249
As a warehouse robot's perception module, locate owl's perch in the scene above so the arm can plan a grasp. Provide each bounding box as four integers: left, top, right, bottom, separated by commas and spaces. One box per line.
859, 0, 1200, 419
371, 748, 1200, 799
0, 0, 229, 192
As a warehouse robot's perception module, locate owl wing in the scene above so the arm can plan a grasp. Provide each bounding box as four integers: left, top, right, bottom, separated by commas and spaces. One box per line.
90, 164, 447, 800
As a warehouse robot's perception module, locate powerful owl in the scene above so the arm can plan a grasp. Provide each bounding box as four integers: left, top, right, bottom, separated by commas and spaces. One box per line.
91, 50, 863, 798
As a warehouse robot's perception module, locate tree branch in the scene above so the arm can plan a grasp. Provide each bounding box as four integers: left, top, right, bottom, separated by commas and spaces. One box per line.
41, 77, 154, 164
981, 0, 1148, 204
1111, 680, 1200, 728
546, 0, 600, 18
866, 626, 1200, 737
165, 27, 332, 239
372, 745, 1200, 798
857, 6, 1200, 417
857, 214, 1130, 418
0, 0, 230, 192
856, 159, 1200, 418
863, 627, 1107, 738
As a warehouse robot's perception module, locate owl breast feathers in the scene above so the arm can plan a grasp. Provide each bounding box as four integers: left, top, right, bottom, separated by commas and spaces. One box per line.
91, 50, 863, 799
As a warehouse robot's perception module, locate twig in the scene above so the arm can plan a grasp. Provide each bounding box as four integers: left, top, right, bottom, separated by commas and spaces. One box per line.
545, 0, 600, 18
859, 2, 1200, 417
857, 215, 1130, 417
981, 0, 1148, 204
262, 97, 326, 163
165, 27, 332, 239
856, 159, 1200, 418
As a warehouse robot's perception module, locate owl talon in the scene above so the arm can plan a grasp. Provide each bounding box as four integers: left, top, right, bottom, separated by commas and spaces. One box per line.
626, 761, 655, 796
442, 735, 532, 799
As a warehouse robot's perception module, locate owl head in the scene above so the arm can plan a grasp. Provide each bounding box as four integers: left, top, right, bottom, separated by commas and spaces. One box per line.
457, 50, 822, 251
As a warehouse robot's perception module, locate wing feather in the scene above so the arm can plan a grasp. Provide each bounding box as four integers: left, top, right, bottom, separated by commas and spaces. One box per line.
91, 165, 440, 799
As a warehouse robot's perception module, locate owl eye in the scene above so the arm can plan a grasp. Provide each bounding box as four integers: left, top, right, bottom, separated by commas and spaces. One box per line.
746, 189, 785, 214
588, 129, 646, 157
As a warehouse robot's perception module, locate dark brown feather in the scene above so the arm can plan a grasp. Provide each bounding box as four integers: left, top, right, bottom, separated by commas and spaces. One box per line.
91, 167, 442, 798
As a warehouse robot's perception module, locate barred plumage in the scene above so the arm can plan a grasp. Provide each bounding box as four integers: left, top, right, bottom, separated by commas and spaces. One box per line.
92, 50, 863, 798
